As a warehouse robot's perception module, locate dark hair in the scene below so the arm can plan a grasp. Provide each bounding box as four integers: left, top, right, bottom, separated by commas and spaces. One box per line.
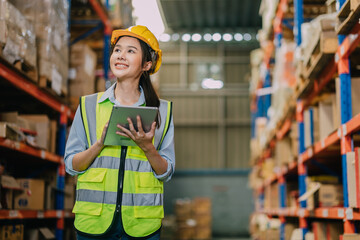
111, 36, 161, 127
138, 39, 161, 128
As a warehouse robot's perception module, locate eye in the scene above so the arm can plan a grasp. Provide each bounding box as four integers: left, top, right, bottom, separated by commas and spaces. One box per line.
128, 49, 135, 53
114, 48, 120, 53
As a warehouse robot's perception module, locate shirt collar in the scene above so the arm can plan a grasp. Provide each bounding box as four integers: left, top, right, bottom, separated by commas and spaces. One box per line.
98, 82, 146, 106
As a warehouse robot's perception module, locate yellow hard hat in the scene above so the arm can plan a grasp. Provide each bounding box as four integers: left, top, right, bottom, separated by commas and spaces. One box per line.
111, 25, 162, 74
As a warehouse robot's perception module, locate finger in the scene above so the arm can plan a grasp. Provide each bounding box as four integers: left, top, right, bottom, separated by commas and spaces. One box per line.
136, 115, 145, 134
127, 117, 137, 134
149, 121, 156, 135
115, 131, 130, 138
117, 124, 134, 137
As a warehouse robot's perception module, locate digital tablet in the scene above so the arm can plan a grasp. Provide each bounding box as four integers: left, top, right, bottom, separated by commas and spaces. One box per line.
104, 105, 158, 146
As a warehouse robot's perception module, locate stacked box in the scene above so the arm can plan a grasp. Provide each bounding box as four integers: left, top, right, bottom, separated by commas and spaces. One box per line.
300, 176, 343, 210
68, 43, 97, 111
0, 0, 36, 68
0, 224, 24, 240
275, 137, 294, 167
0, 0, 6, 45
175, 199, 194, 240
14, 179, 45, 210
192, 198, 211, 240
10, 0, 69, 95
312, 222, 343, 240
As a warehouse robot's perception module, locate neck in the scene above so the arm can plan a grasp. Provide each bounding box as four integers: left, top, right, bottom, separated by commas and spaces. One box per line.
114, 79, 141, 106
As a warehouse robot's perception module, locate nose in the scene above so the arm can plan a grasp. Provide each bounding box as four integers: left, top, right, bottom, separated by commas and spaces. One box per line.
118, 51, 125, 60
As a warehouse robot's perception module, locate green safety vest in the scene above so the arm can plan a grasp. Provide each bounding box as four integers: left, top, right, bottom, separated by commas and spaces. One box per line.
72, 92, 172, 237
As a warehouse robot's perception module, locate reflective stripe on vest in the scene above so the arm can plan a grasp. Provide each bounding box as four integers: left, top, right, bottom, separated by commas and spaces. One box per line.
73, 92, 172, 237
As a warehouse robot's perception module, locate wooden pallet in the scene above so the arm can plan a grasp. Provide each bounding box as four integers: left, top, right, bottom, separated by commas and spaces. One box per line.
303, 32, 338, 80
337, 0, 360, 35
39, 75, 67, 98
13, 60, 38, 83
0, 45, 38, 83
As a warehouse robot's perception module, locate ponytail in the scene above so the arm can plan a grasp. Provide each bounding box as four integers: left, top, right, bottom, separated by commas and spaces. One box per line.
138, 40, 161, 128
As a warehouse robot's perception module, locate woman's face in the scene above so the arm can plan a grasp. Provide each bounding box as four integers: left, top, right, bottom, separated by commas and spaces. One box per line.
110, 36, 148, 80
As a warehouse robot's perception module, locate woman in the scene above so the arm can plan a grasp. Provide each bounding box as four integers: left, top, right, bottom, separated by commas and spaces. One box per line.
64, 25, 175, 240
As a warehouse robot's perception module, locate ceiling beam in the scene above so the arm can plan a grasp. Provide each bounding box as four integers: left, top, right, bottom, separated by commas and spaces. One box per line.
241, 0, 251, 28
218, 0, 227, 28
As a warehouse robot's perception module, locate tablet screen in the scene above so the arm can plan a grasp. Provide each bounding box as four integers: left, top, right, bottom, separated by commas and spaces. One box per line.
104, 105, 158, 146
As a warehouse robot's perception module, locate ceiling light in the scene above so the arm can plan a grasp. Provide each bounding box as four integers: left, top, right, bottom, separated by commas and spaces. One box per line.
203, 33, 212, 42
234, 33, 243, 41
172, 33, 180, 41
223, 33, 233, 41
192, 33, 202, 42
201, 78, 224, 89
159, 33, 171, 42
182, 33, 191, 42
212, 33, 221, 42
244, 33, 252, 41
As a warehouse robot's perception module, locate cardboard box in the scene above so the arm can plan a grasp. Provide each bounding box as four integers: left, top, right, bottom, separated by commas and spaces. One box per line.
175, 199, 192, 221
266, 229, 280, 240
313, 222, 343, 240
336, 78, 360, 120
193, 213, 211, 227
0, 122, 23, 142
343, 234, 360, 240
18, 115, 50, 151
192, 197, 211, 215
25, 228, 55, 240
285, 223, 296, 240
49, 120, 57, 154
0, 175, 22, 209
347, 151, 357, 207
318, 97, 335, 140
14, 179, 45, 210
299, 180, 343, 210
193, 226, 211, 240
356, 148, 360, 207
64, 183, 75, 210
0, 224, 24, 240
275, 137, 293, 166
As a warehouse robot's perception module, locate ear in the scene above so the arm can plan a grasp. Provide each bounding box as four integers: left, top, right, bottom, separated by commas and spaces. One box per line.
143, 61, 152, 72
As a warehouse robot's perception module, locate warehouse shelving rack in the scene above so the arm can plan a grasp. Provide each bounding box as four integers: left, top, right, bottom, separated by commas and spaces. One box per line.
0, 58, 72, 239
0, 1, 114, 239
252, 0, 360, 239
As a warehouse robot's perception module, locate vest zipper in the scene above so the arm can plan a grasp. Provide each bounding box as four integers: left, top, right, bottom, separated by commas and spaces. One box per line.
116, 146, 127, 213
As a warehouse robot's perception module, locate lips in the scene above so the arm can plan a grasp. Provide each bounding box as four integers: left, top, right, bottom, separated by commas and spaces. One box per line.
114, 62, 129, 69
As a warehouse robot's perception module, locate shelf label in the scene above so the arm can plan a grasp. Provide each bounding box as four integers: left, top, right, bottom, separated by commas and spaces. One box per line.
298, 155, 303, 164
346, 208, 353, 220
14, 142, 20, 150
321, 140, 325, 148
322, 209, 328, 218
9, 210, 18, 218
338, 209, 344, 218
308, 148, 313, 158
335, 53, 339, 63
40, 150, 46, 159
337, 128, 342, 138
56, 210, 62, 218
342, 124, 347, 136
299, 209, 305, 217
341, 45, 345, 56
37, 211, 44, 218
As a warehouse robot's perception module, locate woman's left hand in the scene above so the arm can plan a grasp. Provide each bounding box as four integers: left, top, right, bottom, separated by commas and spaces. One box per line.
116, 115, 156, 152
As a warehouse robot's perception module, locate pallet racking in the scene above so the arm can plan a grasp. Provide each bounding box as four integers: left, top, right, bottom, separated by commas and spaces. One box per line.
0, 0, 114, 239
251, 0, 360, 239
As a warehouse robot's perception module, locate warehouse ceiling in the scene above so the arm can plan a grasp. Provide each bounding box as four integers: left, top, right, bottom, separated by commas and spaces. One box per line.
158, 0, 262, 33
